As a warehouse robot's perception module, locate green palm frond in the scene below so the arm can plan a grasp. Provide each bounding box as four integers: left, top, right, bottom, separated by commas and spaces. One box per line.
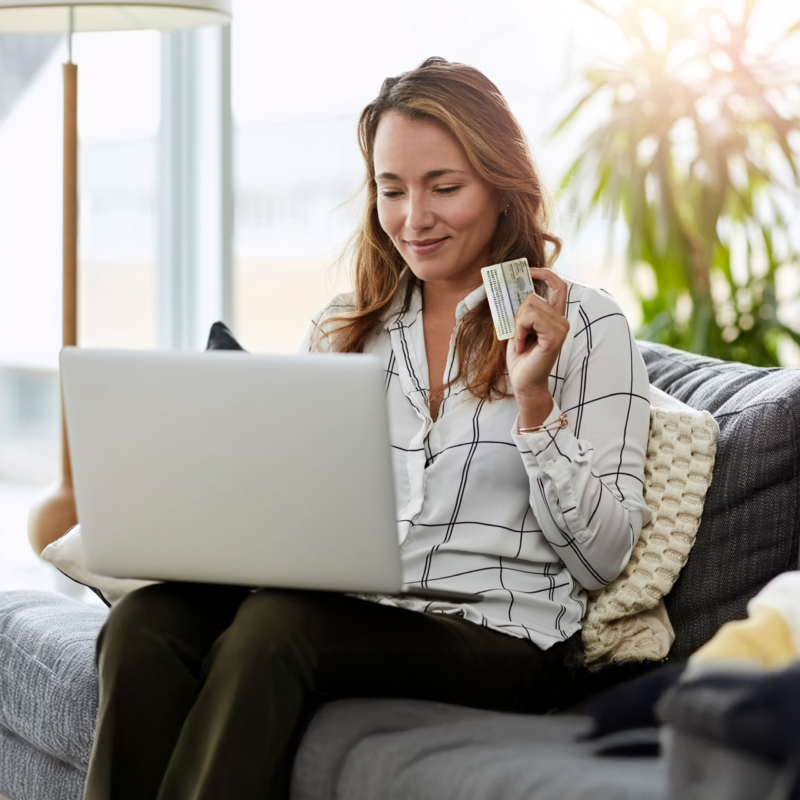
554, 0, 800, 365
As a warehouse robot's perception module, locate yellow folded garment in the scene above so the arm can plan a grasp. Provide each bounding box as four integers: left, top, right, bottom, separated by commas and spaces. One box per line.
688, 571, 800, 674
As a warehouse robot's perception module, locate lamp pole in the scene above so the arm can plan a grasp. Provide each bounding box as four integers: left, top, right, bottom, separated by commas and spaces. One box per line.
63, 5, 78, 460
28, 8, 80, 554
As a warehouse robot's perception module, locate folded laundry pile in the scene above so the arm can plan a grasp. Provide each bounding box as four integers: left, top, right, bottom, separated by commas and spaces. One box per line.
658, 571, 800, 800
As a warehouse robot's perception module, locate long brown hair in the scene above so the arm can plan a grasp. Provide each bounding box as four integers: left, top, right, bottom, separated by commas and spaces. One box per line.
326, 56, 561, 403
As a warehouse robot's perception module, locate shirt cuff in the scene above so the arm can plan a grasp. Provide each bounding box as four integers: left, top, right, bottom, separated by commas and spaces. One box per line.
511, 400, 575, 476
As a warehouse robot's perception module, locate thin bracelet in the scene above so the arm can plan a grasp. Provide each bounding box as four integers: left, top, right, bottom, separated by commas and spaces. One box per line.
518, 413, 568, 435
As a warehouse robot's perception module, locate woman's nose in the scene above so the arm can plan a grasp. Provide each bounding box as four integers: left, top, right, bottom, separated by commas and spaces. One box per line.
405, 193, 435, 232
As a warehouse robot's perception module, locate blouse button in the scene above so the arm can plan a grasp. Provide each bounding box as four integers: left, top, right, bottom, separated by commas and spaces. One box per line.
545, 460, 555, 470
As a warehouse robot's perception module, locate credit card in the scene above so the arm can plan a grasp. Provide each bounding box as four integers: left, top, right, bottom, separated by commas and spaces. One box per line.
480, 257, 535, 340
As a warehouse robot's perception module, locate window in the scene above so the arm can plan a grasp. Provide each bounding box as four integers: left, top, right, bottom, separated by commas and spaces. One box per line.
0, 31, 160, 483
0, 31, 160, 597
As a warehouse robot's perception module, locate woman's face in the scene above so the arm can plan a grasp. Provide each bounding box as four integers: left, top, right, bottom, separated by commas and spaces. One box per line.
373, 111, 504, 289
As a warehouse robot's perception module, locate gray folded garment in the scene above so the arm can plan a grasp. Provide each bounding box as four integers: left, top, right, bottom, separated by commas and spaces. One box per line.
658, 666, 800, 800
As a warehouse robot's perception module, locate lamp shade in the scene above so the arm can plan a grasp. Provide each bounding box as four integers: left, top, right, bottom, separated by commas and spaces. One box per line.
0, 0, 230, 33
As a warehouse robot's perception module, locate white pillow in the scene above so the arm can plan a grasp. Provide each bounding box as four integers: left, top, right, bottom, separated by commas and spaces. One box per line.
649, 384, 693, 412
41, 525, 155, 606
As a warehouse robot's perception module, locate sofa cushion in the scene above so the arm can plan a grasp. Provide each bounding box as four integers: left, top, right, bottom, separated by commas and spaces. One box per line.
639, 342, 800, 660
291, 698, 667, 800
0, 725, 86, 800
0, 590, 106, 773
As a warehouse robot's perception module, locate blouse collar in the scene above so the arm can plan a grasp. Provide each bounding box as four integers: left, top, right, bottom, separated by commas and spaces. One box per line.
384, 272, 487, 328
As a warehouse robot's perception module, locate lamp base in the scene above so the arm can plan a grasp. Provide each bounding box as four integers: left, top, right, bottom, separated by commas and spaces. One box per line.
27, 477, 78, 556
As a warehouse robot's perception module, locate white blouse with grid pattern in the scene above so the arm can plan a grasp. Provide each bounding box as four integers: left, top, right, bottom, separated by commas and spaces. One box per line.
298, 276, 652, 650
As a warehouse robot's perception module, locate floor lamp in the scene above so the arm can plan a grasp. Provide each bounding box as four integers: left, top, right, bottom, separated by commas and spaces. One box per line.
0, 0, 231, 555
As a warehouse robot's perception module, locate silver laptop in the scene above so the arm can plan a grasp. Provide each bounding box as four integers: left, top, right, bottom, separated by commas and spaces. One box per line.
60, 347, 480, 604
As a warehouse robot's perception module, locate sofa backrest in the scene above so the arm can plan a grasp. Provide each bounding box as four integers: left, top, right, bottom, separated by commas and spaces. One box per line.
639, 342, 800, 661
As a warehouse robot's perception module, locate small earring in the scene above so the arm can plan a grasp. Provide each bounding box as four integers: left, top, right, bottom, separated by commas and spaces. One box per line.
504, 206, 509, 217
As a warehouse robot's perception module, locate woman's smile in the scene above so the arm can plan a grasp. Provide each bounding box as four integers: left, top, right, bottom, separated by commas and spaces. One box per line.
405, 237, 449, 255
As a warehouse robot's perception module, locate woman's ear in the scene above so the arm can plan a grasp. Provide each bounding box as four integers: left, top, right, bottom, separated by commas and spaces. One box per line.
497, 190, 509, 218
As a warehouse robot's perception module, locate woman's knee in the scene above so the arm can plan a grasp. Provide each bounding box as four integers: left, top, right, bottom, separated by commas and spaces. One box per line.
99, 582, 234, 657
211, 590, 334, 677
98, 583, 181, 658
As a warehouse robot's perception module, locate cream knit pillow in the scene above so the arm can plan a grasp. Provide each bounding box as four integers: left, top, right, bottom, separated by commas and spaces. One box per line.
581, 386, 719, 666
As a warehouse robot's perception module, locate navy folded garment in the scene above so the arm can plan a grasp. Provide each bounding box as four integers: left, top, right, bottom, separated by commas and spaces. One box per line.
584, 664, 684, 740
658, 663, 800, 763
576, 664, 684, 756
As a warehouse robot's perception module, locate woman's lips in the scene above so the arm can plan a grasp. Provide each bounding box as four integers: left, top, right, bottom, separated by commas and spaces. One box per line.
406, 237, 448, 255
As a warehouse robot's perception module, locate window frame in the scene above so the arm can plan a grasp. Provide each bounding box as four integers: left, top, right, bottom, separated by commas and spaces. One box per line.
158, 24, 233, 352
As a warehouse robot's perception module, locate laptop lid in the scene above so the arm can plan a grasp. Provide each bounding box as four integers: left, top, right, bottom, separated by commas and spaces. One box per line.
60, 347, 404, 594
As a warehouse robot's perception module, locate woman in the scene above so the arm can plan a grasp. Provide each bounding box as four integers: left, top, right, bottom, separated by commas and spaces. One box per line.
84, 57, 652, 800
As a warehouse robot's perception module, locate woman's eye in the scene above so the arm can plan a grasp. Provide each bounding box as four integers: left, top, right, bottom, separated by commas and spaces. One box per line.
380, 190, 403, 199
436, 186, 461, 195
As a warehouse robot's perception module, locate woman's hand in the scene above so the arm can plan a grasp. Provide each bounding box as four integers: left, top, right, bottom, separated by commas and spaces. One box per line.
506, 268, 570, 428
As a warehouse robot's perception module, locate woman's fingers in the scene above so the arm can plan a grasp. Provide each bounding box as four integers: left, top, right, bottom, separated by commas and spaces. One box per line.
507, 269, 570, 393
529, 267, 568, 317
513, 291, 566, 355
513, 308, 534, 355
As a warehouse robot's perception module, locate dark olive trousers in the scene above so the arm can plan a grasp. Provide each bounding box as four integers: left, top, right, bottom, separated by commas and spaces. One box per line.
83, 582, 588, 800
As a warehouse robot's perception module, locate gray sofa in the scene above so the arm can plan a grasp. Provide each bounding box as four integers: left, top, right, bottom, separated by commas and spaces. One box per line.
1, 341, 799, 800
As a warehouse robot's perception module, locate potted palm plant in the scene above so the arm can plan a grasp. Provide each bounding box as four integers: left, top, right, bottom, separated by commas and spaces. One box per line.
556, 0, 800, 365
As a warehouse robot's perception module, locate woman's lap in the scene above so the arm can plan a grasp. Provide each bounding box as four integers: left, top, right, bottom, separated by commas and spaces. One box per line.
87, 582, 579, 800
98, 582, 252, 679
103, 581, 573, 713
